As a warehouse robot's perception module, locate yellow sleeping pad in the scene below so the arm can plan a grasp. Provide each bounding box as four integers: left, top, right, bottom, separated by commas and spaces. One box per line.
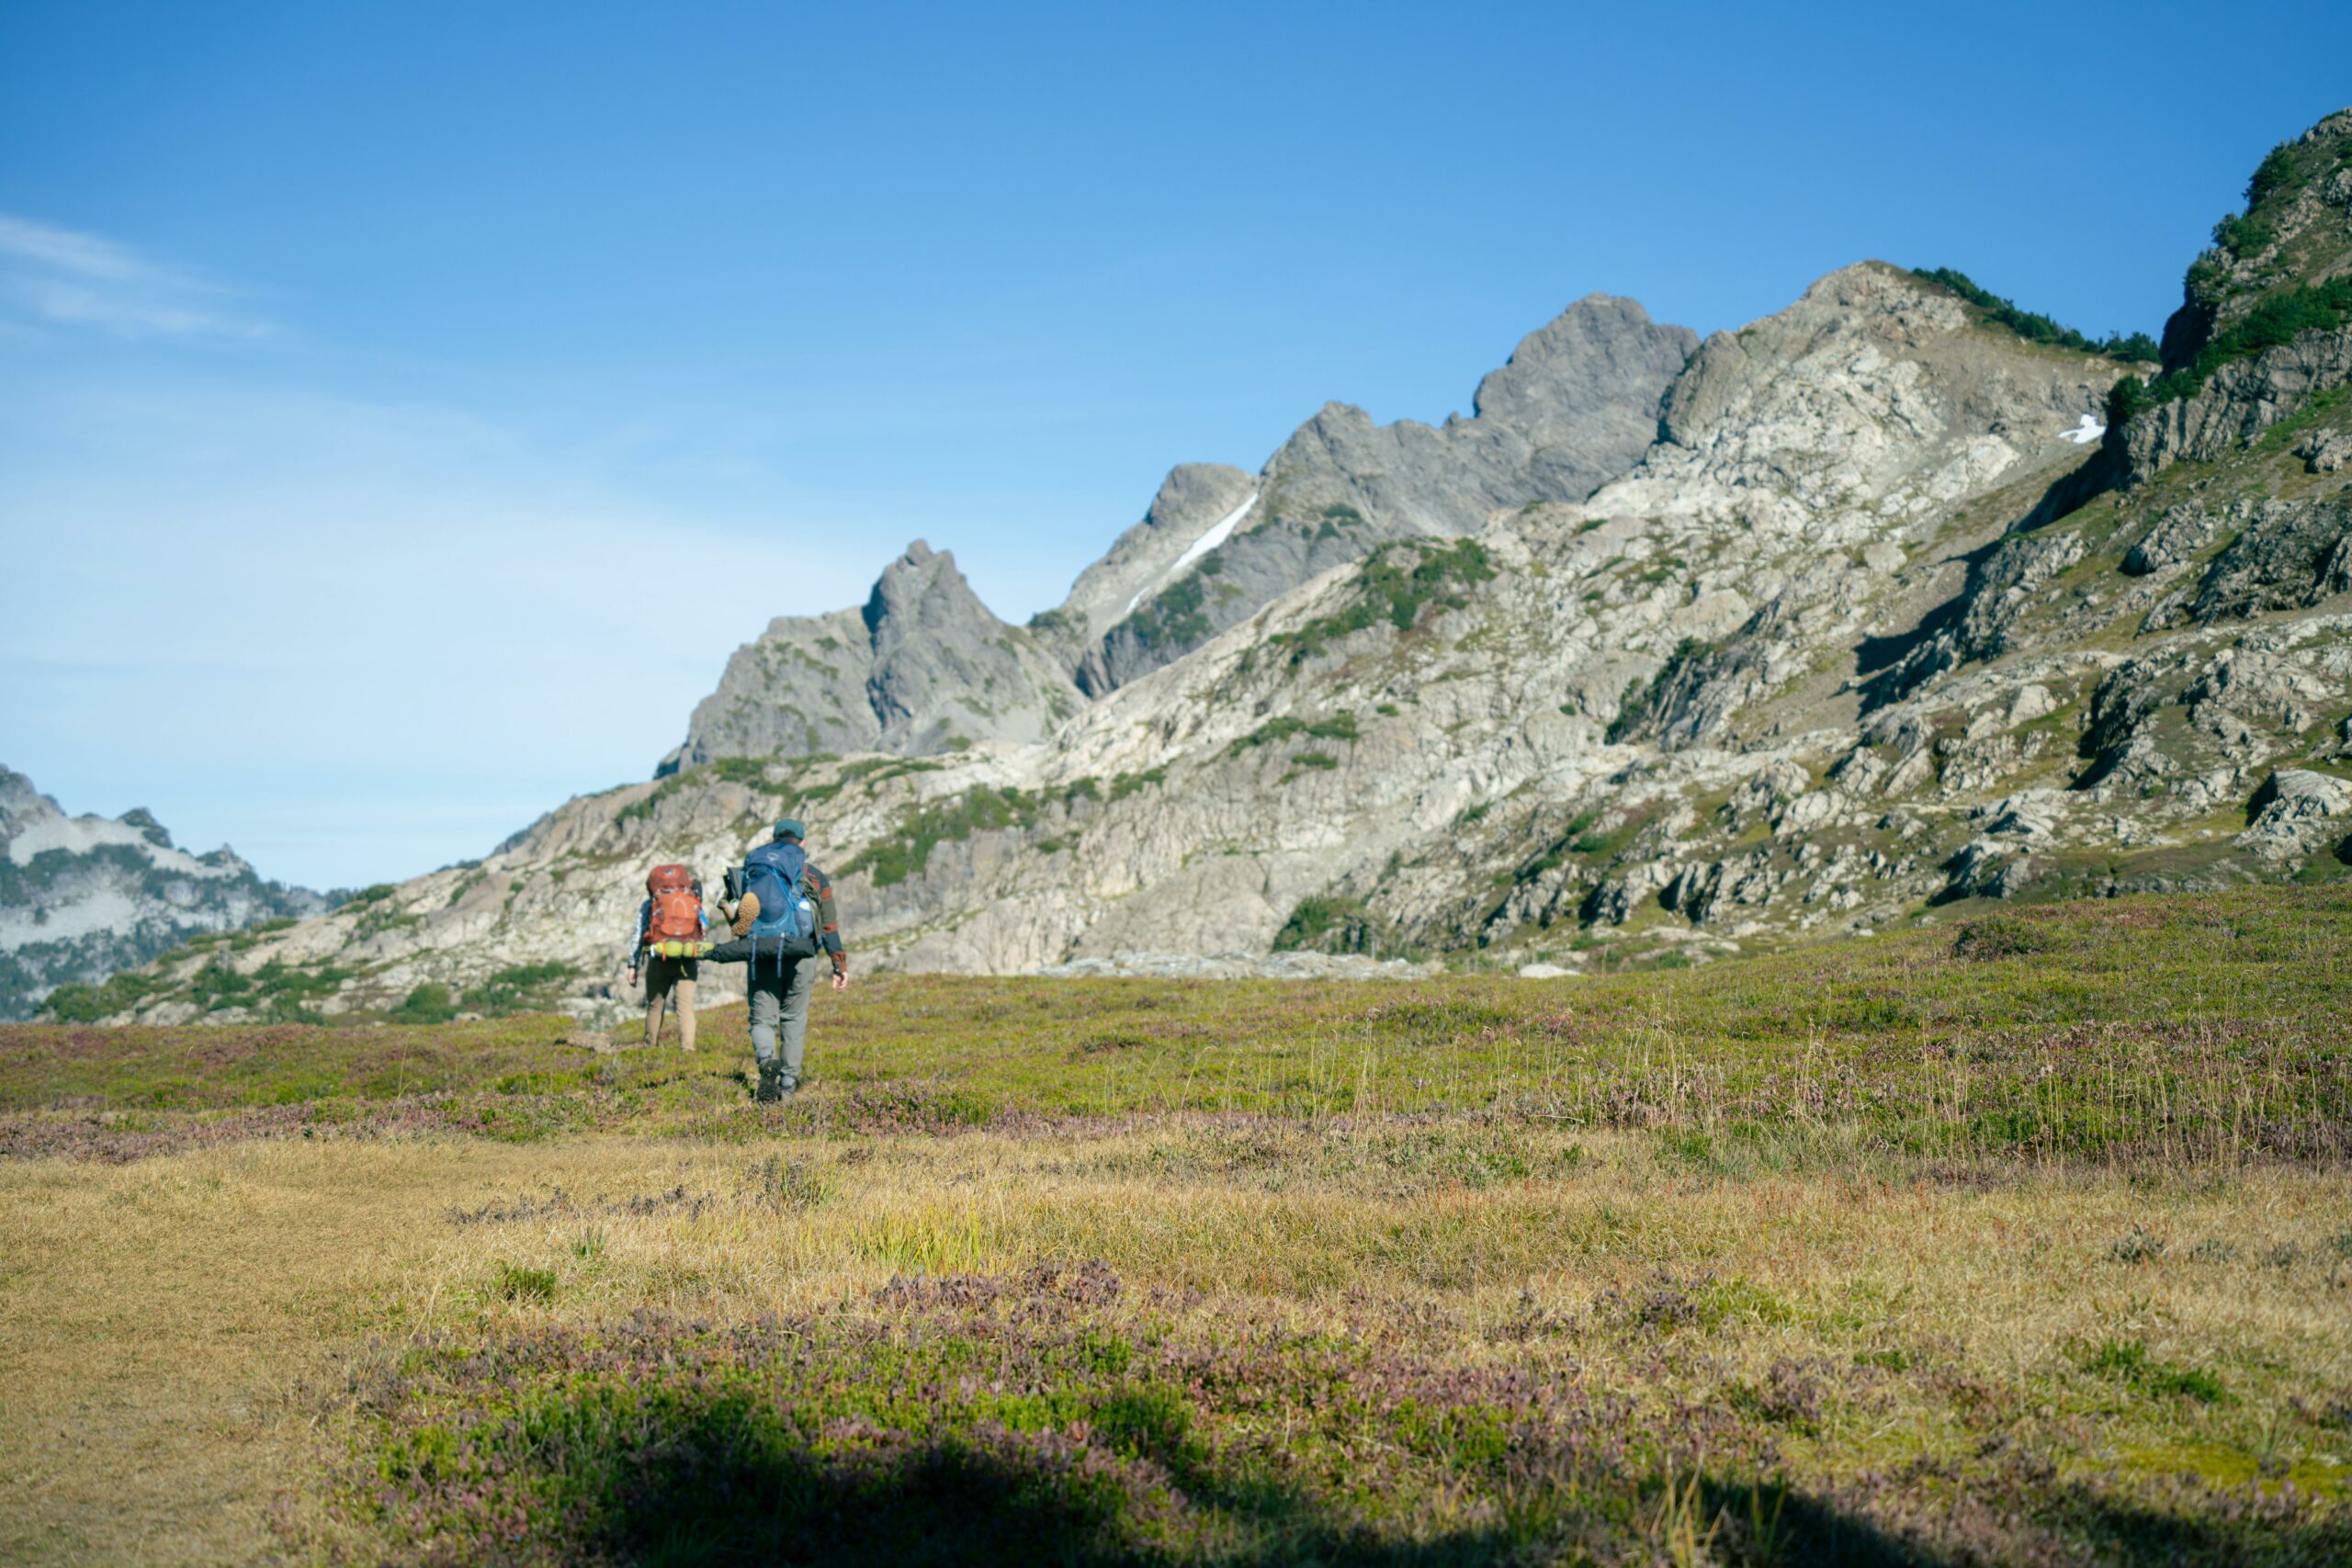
650, 940, 715, 959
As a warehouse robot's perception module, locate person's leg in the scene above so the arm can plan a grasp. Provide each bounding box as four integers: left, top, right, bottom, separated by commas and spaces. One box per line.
775, 957, 815, 1093
747, 971, 783, 1100
643, 957, 671, 1048
675, 968, 696, 1052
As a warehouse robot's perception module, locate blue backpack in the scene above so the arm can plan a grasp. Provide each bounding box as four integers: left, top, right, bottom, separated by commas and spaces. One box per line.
740, 840, 818, 968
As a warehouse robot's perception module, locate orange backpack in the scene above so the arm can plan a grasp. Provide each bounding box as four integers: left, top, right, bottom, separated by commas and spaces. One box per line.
643, 864, 704, 946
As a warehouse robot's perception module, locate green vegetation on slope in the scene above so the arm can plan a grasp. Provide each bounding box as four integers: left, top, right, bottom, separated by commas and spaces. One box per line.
838, 785, 1046, 887
1122, 571, 1212, 651
1910, 265, 2159, 361
6, 885, 2347, 1164
2110, 126, 2352, 418
2109, 273, 2352, 421
1262, 537, 1497, 668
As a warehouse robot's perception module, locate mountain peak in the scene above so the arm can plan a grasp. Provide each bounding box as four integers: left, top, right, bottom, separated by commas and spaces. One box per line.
2159, 107, 2352, 371
0, 767, 321, 1021
1470, 293, 1691, 424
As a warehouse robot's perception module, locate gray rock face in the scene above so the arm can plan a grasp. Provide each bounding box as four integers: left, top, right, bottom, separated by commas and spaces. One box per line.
2122, 325, 2352, 482
2301, 426, 2352, 473
667, 541, 1084, 766
1036, 464, 1257, 663
1082, 296, 1697, 690
2146, 496, 2352, 628
2236, 768, 2352, 864
2121, 502, 2235, 577
0, 766, 323, 1020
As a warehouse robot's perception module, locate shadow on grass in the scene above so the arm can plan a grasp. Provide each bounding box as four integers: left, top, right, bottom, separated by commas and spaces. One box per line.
583, 1437, 2348, 1568
599, 1434, 1504, 1567
1699, 1475, 2350, 1568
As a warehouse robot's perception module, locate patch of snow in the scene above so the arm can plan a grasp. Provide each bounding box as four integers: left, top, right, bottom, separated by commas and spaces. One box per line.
5, 811, 224, 875
0, 886, 147, 948
1125, 491, 1258, 615
2060, 414, 2105, 446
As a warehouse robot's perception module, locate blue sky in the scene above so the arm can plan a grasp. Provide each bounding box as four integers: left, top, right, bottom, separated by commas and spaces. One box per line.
1, 1, 2344, 888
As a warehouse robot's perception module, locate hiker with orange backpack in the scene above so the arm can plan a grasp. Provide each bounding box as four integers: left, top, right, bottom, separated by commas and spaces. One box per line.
626, 864, 714, 1050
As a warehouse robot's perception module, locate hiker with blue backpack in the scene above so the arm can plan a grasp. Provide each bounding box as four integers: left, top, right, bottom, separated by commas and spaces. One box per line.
699, 818, 849, 1102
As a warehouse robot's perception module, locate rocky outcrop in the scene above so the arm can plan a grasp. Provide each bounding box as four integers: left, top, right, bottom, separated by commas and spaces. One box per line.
2121, 324, 2352, 482
2157, 108, 2352, 363
2145, 496, 2352, 628
1082, 296, 1698, 689
2237, 768, 2352, 864
1, 767, 324, 1020
677, 299, 1697, 743
665, 542, 1083, 767
1034, 464, 1257, 662
2122, 108, 2352, 484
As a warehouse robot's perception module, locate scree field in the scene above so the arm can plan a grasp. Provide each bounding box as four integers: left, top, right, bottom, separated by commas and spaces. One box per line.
2, 886, 2349, 1565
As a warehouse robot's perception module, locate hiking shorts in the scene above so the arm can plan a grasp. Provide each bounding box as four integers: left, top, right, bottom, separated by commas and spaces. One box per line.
644, 952, 699, 997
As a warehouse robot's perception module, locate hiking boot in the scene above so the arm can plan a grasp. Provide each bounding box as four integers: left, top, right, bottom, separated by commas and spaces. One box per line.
754, 1065, 783, 1104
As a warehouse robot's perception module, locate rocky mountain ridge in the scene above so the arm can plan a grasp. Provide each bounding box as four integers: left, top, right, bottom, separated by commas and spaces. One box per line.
667, 295, 1698, 767
72, 108, 2352, 1027
0, 766, 326, 1021
662, 540, 1084, 768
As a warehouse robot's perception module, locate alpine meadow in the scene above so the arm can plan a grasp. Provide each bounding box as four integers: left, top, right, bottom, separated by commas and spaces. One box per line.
6, 51, 2352, 1568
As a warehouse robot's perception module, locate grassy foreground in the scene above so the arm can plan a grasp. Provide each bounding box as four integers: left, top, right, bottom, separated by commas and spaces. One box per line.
0, 887, 2348, 1563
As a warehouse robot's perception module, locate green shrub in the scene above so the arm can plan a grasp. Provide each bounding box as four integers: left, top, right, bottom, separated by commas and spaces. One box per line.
1231, 709, 1358, 756
1122, 573, 1211, 650
1952, 914, 2058, 961
2143, 274, 2352, 407
2211, 210, 2275, 259
2080, 1337, 2226, 1404
494, 1262, 558, 1303
42, 969, 165, 1023
706, 756, 776, 786
2105, 375, 2148, 429
463, 962, 577, 1017
390, 983, 458, 1025
1272, 895, 1381, 953
1266, 539, 1495, 666
252, 959, 354, 1001
1107, 768, 1165, 802
842, 787, 1046, 888
187, 960, 254, 1012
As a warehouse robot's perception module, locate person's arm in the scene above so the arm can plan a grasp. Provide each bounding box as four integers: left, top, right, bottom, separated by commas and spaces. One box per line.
807, 864, 847, 985
624, 898, 648, 978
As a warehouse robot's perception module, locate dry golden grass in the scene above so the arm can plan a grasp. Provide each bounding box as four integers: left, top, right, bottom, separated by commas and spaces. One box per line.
3, 1122, 2346, 1562
6, 895, 2349, 1561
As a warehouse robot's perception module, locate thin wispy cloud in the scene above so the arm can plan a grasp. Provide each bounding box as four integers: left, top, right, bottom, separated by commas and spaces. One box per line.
0, 214, 270, 339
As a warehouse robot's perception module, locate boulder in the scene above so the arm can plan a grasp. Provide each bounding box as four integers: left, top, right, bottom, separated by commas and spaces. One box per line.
2236, 768, 2352, 864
